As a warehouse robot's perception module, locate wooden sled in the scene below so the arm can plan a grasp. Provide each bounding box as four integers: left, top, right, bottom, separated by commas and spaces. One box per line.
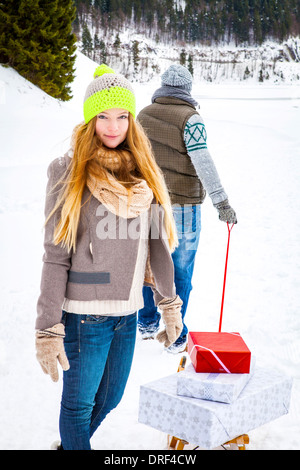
168, 433, 250, 451
167, 356, 250, 451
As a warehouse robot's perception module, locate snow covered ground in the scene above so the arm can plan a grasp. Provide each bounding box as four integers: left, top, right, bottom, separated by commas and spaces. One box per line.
0, 52, 299, 450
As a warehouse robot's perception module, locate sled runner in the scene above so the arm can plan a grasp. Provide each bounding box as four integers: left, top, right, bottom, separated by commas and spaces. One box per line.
168, 433, 250, 450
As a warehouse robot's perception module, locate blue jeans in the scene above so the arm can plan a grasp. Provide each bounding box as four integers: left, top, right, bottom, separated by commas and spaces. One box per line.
59, 312, 137, 450
138, 205, 201, 344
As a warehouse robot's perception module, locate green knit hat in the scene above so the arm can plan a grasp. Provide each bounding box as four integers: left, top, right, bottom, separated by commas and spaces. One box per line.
83, 64, 136, 123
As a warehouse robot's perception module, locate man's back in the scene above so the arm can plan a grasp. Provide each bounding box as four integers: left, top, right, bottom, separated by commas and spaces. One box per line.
138, 96, 206, 205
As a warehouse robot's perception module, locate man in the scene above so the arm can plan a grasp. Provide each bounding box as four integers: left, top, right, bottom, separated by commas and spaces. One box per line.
138, 64, 237, 353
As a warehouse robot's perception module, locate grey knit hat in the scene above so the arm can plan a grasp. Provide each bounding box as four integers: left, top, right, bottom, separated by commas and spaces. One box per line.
161, 65, 193, 92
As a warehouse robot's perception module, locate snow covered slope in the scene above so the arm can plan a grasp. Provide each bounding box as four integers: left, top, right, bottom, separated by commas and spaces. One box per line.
0, 52, 299, 450
82, 28, 300, 85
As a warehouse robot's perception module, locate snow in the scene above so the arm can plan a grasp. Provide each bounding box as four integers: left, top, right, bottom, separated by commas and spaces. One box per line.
85, 26, 300, 85
0, 50, 300, 450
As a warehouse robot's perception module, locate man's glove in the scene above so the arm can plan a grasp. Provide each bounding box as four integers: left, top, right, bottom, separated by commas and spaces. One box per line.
36, 323, 70, 382
214, 199, 237, 224
156, 295, 183, 348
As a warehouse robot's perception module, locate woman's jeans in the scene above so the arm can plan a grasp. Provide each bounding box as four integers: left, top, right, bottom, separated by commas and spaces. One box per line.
59, 311, 137, 450
138, 205, 201, 344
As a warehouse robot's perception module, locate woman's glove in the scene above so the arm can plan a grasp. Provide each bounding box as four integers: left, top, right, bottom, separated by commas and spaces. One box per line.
35, 323, 70, 382
156, 295, 183, 348
214, 199, 237, 224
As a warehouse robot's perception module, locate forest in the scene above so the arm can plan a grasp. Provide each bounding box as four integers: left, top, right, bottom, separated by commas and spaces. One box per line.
1, 1, 299, 101
74, 0, 300, 46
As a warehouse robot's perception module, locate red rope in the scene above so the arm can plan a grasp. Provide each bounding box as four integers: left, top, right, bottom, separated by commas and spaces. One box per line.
218, 222, 234, 332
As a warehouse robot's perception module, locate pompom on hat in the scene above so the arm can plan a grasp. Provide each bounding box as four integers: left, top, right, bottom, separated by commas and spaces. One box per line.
161, 64, 193, 92
83, 64, 136, 123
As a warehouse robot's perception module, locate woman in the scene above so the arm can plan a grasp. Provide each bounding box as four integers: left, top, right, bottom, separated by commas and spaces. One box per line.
35, 64, 183, 450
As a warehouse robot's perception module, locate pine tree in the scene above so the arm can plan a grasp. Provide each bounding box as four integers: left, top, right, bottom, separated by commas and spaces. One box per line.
0, 0, 77, 101
132, 40, 140, 75
81, 23, 93, 57
180, 49, 186, 66
253, 7, 263, 44
99, 39, 108, 63
113, 33, 121, 57
188, 54, 194, 76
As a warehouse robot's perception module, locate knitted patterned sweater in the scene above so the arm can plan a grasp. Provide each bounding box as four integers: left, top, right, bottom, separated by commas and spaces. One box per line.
183, 113, 228, 205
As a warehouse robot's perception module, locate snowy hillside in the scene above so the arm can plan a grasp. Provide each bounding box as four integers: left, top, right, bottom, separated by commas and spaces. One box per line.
80, 27, 300, 84
0, 52, 300, 450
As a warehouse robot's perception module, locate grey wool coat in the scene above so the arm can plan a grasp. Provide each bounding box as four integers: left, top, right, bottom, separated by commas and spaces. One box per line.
36, 155, 176, 330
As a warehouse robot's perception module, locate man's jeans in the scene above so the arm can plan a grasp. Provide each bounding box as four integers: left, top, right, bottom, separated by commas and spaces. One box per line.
138, 205, 201, 344
59, 312, 137, 450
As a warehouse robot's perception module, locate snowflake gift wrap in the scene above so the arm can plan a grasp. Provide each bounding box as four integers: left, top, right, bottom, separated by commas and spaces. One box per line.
138, 367, 292, 450
177, 358, 255, 404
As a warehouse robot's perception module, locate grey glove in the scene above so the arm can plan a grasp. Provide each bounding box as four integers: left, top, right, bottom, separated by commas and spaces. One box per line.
36, 323, 70, 382
214, 199, 237, 224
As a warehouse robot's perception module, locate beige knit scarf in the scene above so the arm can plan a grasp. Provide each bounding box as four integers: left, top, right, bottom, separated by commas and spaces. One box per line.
87, 147, 153, 219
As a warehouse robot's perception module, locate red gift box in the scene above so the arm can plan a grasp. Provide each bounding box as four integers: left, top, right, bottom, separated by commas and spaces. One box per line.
188, 224, 251, 373
188, 331, 251, 373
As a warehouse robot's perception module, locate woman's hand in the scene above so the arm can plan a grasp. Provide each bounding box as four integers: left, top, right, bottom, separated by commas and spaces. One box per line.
156, 295, 183, 348
36, 323, 70, 382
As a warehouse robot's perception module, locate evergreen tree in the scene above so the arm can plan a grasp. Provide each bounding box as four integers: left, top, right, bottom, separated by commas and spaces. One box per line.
81, 23, 93, 57
0, 0, 77, 101
180, 49, 186, 66
132, 40, 140, 75
93, 33, 100, 61
113, 33, 121, 57
253, 7, 263, 44
188, 54, 194, 76
114, 33, 121, 50
99, 39, 108, 63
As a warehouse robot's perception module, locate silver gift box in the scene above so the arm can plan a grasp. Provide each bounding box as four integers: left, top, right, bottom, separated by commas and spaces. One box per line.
138, 367, 292, 450
177, 360, 255, 404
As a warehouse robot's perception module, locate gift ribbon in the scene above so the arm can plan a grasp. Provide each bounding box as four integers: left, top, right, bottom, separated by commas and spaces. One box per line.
190, 344, 231, 374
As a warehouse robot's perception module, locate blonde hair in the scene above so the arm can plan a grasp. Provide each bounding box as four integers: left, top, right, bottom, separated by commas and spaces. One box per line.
46, 114, 178, 253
